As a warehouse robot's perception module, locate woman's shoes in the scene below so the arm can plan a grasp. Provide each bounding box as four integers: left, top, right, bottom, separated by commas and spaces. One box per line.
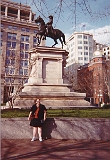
39, 137, 43, 142
31, 137, 43, 142
31, 137, 37, 141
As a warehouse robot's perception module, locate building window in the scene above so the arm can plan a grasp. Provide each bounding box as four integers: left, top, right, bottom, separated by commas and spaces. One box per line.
1, 40, 2, 47
1, 32, 3, 39
84, 46, 88, 50
89, 36, 92, 41
34, 30, 38, 33
24, 69, 28, 75
11, 60, 15, 66
7, 41, 11, 47
78, 57, 83, 60
20, 51, 28, 59
21, 35, 29, 42
19, 69, 23, 75
25, 44, 29, 50
25, 52, 28, 58
7, 33, 17, 49
20, 51, 24, 58
89, 47, 92, 51
12, 42, 16, 48
1, 24, 4, 28
20, 43, 24, 50
21, 28, 30, 32
20, 43, 29, 50
33, 37, 37, 43
84, 41, 88, 44
78, 52, 82, 55
13, 26, 17, 30
84, 57, 88, 61
78, 41, 82, 44
26, 28, 30, 32
5, 77, 10, 83
8, 26, 17, 30
84, 35, 87, 39
7, 33, 16, 40
10, 68, 15, 74
89, 41, 92, 45
5, 67, 15, 75
84, 52, 88, 55
20, 60, 28, 67
33, 37, 39, 47
20, 60, 23, 67
19, 68, 28, 75
5, 59, 15, 67
5, 59, 10, 66
78, 46, 82, 49
7, 41, 16, 48
78, 35, 82, 38
24, 60, 28, 66
8, 26, 13, 29
6, 49, 16, 58
20, 35, 29, 51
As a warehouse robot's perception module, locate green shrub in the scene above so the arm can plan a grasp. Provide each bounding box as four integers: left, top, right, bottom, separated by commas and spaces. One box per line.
102, 104, 110, 109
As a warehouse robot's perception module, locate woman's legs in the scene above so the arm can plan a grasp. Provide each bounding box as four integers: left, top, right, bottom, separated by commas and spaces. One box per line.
31, 126, 43, 141
31, 127, 38, 141
33, 127, 38, 137
38, 127, 42, 141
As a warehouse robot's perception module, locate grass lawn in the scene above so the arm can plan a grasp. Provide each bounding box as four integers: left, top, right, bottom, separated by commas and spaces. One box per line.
1, 108, 110, 118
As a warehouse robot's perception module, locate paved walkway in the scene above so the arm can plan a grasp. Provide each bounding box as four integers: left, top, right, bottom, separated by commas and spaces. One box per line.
1, 139, 110, 160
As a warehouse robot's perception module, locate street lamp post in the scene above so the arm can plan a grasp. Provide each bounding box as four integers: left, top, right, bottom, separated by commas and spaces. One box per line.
98, 89, 102, 107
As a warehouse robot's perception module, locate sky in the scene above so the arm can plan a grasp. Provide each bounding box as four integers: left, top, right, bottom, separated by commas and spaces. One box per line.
11, 0, 110, 47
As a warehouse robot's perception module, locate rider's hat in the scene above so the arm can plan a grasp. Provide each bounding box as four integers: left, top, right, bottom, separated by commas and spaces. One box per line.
49, 15, 53, 19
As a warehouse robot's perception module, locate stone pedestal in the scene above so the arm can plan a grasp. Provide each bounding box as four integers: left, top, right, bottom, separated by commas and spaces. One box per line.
14, 46, 90, 108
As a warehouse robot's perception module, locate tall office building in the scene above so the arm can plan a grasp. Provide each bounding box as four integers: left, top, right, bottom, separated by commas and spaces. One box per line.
1, 0, 43, 103
66, 32, 97, 67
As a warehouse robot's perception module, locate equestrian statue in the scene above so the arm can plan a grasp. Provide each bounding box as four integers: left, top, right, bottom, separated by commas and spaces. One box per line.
35, 15, 66, 49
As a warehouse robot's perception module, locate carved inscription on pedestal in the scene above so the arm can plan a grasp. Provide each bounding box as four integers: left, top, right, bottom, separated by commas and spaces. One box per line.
43, 59, 58, 83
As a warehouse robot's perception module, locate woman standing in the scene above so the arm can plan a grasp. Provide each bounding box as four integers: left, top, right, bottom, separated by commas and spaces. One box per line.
28, 98, 47, 142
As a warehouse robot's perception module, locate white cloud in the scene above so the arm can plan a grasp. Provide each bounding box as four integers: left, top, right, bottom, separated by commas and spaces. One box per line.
85, 25, 110, 46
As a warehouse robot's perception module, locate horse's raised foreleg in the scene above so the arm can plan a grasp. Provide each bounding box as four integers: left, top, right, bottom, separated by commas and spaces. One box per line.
52, 39, 58, 47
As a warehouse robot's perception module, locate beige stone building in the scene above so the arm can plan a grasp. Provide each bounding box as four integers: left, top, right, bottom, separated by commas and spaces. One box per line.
1, 0, 44, 103
66, 32, 96, 66
66, 32, 107, 67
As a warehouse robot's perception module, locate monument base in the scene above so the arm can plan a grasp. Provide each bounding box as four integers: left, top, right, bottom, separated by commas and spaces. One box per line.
13, 46, 90, 108
14, 83, 90, 108
14, 93, 90, 109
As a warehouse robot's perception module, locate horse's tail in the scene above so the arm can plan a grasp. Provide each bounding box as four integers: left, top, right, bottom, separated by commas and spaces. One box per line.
62, 33, 66, 45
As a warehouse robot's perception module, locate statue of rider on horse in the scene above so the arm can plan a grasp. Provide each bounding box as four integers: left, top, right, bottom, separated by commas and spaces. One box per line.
35, 15, 66, 49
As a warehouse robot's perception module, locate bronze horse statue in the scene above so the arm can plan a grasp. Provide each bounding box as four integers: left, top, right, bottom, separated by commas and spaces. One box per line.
35, 16, 66, 49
